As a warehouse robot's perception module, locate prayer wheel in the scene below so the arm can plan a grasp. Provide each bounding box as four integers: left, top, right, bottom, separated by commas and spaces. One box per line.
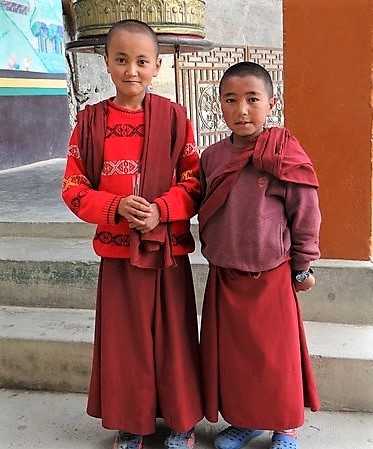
72, 0, 206, 39
64, 0, 213, 116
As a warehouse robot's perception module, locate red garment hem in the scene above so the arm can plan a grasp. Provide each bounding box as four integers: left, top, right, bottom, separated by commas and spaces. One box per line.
202, 408, 306, 431
217, 411, 304, 432
86, 410, 203, 435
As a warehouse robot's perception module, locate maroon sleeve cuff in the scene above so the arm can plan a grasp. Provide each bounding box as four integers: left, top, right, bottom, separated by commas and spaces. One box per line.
291, 261, 311, 272
153, 197, 169, 222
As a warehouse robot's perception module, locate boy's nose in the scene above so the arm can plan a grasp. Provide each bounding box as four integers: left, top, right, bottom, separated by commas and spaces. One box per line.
238, 103, 250, 116
125, 64, 137, 77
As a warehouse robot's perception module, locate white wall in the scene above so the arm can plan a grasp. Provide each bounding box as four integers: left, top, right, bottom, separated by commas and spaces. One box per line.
205, 0, 282, 47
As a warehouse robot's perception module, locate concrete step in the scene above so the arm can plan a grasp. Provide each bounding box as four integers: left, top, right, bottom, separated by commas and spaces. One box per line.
1, 236, 372, 325
0, 306, 94, 394
1, 305, 373, 413
0, 237, 100, 310
300, 259, 373, 325
0, 236, 207, 314
306, 321, 373, 412
2, 389, 373, 449
0, 221, 96, 239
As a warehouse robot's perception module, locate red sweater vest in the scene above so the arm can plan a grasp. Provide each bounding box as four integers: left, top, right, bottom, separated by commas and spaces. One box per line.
62, 100, 200, 259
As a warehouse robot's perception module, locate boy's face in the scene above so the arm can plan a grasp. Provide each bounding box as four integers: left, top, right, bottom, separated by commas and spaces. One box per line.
105, 29, 161, 103
220, 74, 275, 143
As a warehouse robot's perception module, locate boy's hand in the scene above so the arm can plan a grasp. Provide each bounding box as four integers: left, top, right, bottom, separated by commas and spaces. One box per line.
129, 203, 160, 234
118, 195, 151, 227
294, 274, 315, 292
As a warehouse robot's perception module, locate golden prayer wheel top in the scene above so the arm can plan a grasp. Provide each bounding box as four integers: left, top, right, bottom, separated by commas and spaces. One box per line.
72, 0, 206, 39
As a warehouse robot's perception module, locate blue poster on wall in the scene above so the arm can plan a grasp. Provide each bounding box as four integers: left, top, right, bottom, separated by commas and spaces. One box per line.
0, 0, 66, 74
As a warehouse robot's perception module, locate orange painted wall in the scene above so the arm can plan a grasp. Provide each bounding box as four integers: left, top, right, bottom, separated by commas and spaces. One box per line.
283, 0, 373, 260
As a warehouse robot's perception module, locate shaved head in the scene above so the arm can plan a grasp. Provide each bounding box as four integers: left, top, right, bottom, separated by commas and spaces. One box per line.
219, 61, 274, 97
105, 19, 160, 56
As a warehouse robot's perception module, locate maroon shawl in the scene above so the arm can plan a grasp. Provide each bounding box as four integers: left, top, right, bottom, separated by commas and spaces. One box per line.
77, 93, 187, 269
199, 127, 319, 234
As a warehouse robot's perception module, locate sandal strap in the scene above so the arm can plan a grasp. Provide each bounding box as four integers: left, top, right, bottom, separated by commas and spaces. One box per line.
215, 426, 263, 449
166, 429, 195, 449
225, 427, 256, 441
271, 433, 298, 449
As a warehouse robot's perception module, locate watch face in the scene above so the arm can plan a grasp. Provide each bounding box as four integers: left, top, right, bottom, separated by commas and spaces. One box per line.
296, 272, 309, 283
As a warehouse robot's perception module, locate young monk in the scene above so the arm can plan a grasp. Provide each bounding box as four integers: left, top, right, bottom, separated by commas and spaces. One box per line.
199, 62, 321, 449
62, 19, 202, 449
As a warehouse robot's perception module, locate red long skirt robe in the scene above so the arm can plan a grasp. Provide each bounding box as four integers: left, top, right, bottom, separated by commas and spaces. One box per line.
200, 261, 320, 430
87, 256, 203, 435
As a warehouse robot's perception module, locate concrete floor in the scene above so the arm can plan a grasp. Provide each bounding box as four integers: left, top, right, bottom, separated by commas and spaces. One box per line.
0, 159, 74, 223
1, 389, 373, 449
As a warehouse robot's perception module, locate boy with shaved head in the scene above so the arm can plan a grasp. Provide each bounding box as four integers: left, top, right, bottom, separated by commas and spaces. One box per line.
62, 19, 202, 449
199, 62, 321, 449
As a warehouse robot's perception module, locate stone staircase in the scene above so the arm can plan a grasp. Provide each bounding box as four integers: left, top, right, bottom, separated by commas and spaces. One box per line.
1, 159, 373, 419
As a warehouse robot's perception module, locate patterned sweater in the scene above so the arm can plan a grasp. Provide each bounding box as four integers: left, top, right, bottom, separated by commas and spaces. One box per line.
62, 100, 200, 259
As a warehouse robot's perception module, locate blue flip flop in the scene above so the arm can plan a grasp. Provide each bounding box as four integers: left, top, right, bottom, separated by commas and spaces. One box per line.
215, 426, 263, 449
270, 433, 298, 449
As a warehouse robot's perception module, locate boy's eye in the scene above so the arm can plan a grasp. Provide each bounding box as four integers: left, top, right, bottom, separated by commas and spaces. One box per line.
116, 58, 125, 63
248, 97, 259, 103
138, 59, 148, 65
225, 98, 235, 103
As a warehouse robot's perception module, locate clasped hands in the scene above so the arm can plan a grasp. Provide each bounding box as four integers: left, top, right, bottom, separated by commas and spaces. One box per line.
118, 195, 160, 233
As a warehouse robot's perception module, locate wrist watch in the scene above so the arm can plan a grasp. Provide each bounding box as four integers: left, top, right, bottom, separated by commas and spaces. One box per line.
294, 268, 314, 283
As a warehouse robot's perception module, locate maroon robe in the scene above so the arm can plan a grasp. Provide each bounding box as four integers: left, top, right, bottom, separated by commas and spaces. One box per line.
199, 127, 319, 235
77, 95, 203, 433
200, 262, 320, 430
199, 128, 320, 429
88, 257, 203, 434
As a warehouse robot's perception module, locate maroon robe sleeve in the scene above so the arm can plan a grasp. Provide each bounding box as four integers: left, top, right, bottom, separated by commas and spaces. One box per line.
285, 183, 321, 271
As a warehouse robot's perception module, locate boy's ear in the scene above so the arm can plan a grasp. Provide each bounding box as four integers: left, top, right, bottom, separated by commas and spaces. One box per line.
268, 96, 277, 111
153, 57, 162, 77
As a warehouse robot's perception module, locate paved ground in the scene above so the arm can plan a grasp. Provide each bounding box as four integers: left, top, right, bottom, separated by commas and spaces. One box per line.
0, 159, 76, 222
2, 389, 373, 449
